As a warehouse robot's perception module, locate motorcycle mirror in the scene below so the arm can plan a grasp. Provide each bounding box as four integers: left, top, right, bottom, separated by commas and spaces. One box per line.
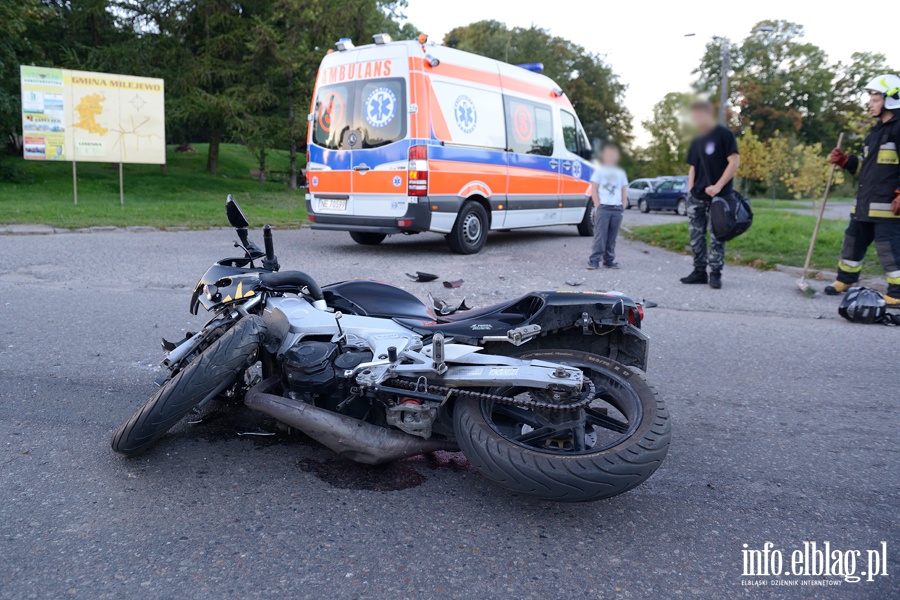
225, 194, 250, 228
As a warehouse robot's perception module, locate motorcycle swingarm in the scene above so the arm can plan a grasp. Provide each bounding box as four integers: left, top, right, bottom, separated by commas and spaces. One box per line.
355, 346, 584, 394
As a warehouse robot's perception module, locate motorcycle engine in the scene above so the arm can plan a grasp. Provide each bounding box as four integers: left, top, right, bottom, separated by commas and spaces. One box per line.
281, 341, 372, 409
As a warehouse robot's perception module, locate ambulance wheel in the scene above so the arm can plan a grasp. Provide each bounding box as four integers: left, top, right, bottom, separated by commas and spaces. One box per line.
349, 232, 386, 246
447, 202, 488, 254
577, 201, 595, 236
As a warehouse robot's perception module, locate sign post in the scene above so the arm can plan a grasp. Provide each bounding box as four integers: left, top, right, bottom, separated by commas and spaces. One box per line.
72, 160, 78, 205
119, 162, 124, 206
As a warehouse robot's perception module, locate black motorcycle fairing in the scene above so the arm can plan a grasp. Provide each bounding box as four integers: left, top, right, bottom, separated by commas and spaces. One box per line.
190, 263, 263, 314
395, 290, 641, 345
322, 280, 435, 321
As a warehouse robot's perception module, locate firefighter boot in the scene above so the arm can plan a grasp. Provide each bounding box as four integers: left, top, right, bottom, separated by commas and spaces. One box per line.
824, 281, 851, 296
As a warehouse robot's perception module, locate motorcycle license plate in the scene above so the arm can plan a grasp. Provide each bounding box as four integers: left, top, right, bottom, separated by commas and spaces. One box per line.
319, 198, 347, 211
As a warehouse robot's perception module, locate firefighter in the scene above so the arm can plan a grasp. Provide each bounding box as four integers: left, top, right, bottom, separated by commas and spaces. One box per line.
826, 74, 900, 304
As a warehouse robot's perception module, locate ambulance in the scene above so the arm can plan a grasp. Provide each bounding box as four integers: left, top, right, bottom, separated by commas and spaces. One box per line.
305, 34, 596, 254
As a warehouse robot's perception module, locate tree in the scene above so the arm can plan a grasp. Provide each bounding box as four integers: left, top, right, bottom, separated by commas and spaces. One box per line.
736, 130, 769, 194
0, 0, 47, 154
693, 21, 896, 150
781, 142, 843, 202
640, 92, 693, 176
764, 133, 793, 196
694, 21, 834, 145
445, 21, 633, 149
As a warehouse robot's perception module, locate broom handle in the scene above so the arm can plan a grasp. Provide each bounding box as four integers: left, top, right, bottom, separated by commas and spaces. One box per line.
802, 132, 844, 275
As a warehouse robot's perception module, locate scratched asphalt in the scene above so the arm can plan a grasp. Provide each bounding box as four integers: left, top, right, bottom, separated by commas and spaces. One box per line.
0, 210, 896, 599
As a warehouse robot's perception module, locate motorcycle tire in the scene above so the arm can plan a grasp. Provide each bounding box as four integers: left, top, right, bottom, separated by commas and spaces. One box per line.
111, 316, 265, 456
453, 350, 669, 502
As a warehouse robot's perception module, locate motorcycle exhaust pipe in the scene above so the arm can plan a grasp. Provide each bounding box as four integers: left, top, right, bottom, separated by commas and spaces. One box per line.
245, 378, 457, 465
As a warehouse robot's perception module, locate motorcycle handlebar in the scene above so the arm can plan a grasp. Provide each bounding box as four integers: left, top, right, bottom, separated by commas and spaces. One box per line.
259, 271, 324, 301
263, 225, 275, 262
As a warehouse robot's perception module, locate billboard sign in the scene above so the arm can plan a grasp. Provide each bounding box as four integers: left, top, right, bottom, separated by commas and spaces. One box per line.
20, 66, 166, 164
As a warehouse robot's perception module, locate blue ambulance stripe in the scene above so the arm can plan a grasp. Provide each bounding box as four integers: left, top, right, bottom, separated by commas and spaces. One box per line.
308, 139, 591, 181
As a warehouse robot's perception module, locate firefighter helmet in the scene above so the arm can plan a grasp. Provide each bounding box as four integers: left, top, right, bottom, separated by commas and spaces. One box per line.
864, 74, 900, 111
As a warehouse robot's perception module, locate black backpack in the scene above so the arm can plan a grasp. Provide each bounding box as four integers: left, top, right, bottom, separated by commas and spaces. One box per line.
710, 192, 753, 241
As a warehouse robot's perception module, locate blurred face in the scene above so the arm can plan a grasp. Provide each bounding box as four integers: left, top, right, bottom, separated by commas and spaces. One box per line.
600, 146, 620, 166
868, 91, 885, 118
690, 106, 715, 132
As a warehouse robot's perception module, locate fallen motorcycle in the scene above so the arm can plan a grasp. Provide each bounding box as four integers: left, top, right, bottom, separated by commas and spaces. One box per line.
111, 196, 670, 502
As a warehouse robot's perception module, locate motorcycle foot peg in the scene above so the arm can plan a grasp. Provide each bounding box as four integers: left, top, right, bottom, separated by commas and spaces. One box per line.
387, 346, 398, 363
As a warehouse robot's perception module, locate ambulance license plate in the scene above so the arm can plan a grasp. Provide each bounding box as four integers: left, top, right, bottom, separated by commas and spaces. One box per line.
319, 198, 347, 211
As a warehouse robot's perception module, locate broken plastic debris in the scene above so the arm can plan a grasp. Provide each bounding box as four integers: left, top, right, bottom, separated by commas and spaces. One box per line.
443, 279, 464, 289
405, 271, 439, 282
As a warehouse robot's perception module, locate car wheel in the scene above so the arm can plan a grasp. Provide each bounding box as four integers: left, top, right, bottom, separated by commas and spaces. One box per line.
676, 198, 687, 216
576, 201, 594, 237
639, 198, 650, 213
349, 231, 387, 245
446, 201, 489, 254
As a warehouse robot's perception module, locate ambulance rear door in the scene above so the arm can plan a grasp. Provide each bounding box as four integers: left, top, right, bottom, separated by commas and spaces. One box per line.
309, 49, 359, 212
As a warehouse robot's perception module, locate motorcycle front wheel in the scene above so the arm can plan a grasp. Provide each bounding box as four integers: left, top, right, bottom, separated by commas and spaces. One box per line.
453, 350, 669, 502
111, 316, 264, 456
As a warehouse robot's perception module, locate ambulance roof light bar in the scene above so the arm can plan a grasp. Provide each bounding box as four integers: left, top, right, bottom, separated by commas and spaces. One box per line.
335, 38, 354, 51
373, 33, 392, 45
515, 62, 544, 74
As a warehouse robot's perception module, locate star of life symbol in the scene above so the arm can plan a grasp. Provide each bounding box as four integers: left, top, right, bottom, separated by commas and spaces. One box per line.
572, 161, 582, 179
129, 94, 147, 112
392, 175, 402, 187
365, 87, 396, 128
454, 95, 477, 134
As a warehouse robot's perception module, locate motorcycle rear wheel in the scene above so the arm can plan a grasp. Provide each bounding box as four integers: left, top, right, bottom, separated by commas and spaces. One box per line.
111, 316, 264, 456
453, 350, 669, 502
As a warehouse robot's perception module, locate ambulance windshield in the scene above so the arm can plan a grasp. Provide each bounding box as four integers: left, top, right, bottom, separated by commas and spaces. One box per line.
313, 78, 406, 150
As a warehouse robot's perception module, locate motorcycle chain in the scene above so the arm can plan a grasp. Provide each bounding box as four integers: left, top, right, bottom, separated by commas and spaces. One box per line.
384, 377, 597, 412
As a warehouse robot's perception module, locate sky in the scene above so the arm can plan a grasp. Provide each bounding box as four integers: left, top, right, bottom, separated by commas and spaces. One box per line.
402, 0, 900, 145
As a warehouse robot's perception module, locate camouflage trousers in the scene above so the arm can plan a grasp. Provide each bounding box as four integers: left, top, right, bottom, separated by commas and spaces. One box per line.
687, 196, 726, 272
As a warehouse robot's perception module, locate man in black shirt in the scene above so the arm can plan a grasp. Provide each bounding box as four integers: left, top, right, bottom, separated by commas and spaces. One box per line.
680, 101, 741, 289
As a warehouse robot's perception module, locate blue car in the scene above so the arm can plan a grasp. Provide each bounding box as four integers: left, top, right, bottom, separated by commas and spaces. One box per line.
638, 176, 689, 215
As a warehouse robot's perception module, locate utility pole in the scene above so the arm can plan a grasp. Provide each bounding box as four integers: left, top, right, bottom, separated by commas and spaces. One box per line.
717, 37, 730, 126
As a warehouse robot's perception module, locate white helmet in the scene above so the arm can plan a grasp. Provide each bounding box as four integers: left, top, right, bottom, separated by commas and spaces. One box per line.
864, 74, 900, 111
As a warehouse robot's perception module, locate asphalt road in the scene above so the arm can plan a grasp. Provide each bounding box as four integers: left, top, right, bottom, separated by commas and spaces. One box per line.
1, 210, 897, 599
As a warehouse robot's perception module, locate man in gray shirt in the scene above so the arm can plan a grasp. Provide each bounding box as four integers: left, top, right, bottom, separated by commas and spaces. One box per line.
587, 144, 628, 269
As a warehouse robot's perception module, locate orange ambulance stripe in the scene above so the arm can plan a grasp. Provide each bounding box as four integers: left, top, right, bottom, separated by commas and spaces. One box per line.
310, 170, 351, 193
507, 165, 558, 195
351, 171, 407, 194
410, 56, 570, 106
